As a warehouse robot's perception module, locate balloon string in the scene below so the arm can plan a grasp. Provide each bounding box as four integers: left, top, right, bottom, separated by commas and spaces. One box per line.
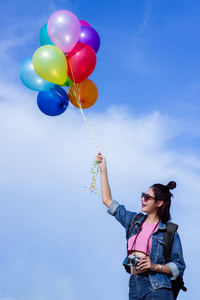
67, 66, 101, 153
85, 160, 100, 197
75, 98, 100, 196
79, 103, 101, 152
67, 63, 101, 197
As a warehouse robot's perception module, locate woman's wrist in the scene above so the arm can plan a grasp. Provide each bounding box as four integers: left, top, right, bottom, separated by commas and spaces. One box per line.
100, 167, 106, 173
155, 264, 162, 272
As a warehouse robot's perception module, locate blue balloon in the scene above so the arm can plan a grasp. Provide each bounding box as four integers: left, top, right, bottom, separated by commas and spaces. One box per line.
19, 58, 54, 91
39, 23, 55, 46
37, 86, 69, 116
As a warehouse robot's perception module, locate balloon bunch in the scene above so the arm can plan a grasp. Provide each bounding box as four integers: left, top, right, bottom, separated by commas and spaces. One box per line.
19, 10, 100, 116
20, 10, 101, 196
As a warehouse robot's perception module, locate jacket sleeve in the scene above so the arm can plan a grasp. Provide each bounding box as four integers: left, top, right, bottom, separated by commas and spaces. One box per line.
107, 200, 137, 236
166, 232, 186, 279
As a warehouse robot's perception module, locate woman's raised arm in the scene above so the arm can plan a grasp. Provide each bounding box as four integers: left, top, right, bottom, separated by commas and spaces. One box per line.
96, 153, 113, 208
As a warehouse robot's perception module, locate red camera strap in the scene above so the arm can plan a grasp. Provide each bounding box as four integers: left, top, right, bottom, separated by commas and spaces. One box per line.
128, 221, 159, 256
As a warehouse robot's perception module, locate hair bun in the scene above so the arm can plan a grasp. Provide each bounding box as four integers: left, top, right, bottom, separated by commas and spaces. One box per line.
166, 181, 176, 190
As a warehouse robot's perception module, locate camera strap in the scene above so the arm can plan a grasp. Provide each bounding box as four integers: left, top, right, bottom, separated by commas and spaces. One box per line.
128, 220, 159, 256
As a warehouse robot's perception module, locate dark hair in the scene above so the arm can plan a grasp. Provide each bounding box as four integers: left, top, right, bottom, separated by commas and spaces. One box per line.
151, 181, 176, 224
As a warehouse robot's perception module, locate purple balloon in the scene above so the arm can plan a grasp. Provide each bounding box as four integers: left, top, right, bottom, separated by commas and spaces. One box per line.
78, 26, 100, 53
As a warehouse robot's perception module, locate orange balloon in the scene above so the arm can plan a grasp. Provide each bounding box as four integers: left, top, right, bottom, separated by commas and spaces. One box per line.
68, 79, 98, 109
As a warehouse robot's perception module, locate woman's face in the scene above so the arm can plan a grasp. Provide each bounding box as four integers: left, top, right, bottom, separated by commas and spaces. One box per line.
141, 187, 160, 214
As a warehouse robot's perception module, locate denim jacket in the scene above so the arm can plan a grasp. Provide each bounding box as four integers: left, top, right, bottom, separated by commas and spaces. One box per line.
107, 200, 186, 290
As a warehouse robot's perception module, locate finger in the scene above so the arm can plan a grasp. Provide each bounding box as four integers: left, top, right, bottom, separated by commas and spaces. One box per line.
96, 155, 102, 159
138, 260, 147, 266
138, 263, 149, 270
141, 257, 149, 263
138, 258, 147, 265
138, 260, 149, 268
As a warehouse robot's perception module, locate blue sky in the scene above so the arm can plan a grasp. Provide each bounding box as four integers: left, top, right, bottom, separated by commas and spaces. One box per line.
0, 0, 200, 299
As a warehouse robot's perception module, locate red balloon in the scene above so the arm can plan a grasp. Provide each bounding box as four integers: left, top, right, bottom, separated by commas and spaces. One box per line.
66, 43, 97, 83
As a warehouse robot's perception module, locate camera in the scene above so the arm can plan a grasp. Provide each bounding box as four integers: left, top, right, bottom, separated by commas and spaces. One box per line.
128, 254, 141, 267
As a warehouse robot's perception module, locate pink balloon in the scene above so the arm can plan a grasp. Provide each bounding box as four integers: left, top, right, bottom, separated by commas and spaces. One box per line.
47, 10, 81, 53
79, 20, 91, 27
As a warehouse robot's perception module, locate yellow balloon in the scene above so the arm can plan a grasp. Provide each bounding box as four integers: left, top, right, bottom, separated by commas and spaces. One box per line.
32, 45, 68, 85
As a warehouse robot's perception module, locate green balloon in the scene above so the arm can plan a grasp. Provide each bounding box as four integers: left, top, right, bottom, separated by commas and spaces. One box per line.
63, 76, 73, 87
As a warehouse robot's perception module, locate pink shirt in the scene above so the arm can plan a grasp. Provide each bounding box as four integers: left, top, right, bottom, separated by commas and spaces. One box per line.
128, 222, 159, 255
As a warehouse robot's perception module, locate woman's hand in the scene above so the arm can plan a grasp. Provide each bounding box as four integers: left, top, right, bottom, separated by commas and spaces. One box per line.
96, 152, 106, 173
137, 256, 172, 275
137, 256, 157, 272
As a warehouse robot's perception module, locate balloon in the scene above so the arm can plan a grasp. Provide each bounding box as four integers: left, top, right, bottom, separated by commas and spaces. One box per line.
79, 20, 91, 27
37, 86, 69, 116
66, 43, 97, 83
61, 75, 73, 87
19, 57, 54, 91
39, 23, 55, 46
32, 45, 68, 85
78, 26, 100, 53
47, 10, 81, 53
68, 79, 98, 109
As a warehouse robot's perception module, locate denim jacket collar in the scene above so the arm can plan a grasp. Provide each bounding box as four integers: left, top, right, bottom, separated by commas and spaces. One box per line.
134, 213, 167, 231
158, 221, 167, 230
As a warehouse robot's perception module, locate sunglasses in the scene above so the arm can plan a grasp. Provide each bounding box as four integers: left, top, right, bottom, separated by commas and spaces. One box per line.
141, 192, 155, 202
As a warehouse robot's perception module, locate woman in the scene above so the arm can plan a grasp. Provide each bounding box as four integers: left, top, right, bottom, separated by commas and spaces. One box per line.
96, 153, 186, 300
